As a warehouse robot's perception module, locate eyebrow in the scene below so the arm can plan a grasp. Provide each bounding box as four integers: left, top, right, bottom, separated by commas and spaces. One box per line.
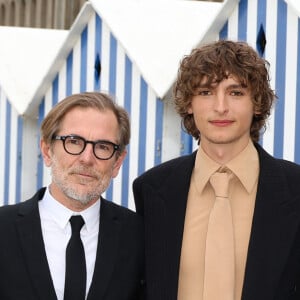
198, 83, 248, 89
226, 84, 248, 89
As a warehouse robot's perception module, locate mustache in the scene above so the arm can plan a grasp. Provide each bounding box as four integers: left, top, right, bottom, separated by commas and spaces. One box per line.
69, 166, 101, 179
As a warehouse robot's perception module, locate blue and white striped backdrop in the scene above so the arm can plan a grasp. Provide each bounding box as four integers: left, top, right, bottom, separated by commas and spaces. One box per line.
0, 89, 23, 205
1, 0, 299, 209
37, 13, 164, 210
218, 0, 300, 163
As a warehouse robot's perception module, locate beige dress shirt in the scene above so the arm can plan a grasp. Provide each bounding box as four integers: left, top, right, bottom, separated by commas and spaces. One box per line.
178, 140, 259, 300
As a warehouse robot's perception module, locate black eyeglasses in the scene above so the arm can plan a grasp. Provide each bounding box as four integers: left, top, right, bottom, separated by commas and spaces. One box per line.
53, 135, 120, 160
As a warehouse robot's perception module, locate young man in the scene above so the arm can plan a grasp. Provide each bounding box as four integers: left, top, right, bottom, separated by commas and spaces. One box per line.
133, 40, 300, 300
0, 92, 144, 300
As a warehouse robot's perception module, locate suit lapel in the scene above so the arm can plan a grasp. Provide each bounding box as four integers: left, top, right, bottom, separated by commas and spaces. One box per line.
144, 153, 196, 299
87, 199, 121, 300
242, 146, 300, 299
16, 188, 57, 300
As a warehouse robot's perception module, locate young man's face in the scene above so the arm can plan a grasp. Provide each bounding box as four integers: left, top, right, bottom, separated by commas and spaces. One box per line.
40, 107, 126, 211
188, 75, 254, 155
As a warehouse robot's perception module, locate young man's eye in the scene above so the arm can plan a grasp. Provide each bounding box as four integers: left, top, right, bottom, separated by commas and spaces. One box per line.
198, 90, 212, 96
230, 90, 244, 96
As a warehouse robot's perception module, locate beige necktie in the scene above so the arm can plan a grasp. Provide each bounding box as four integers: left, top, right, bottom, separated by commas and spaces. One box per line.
203, 171, 235, 300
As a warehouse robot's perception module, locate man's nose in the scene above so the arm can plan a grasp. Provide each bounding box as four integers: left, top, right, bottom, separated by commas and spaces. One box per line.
214, 93, 229, 113
79, 143, 95, 162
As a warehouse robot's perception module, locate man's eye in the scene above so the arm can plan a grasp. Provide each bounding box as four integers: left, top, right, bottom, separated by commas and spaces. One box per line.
70, 139, 80, 145
96, 143, 110, 151
230, 90, 244, 96
198, 90, 212, 96
66, 137, 82, 145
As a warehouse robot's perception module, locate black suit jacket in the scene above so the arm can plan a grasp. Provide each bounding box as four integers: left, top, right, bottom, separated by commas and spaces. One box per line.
133, 143, 300, 300
0, 188, 145, 300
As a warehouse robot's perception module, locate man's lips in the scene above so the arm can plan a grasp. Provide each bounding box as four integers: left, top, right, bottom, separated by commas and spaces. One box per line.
78, 173, 94, 177
72, 172, 97, 180
209, 120, 234, 126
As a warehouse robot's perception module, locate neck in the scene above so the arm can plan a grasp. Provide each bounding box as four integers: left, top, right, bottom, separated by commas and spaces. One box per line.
200, 139, 250, 165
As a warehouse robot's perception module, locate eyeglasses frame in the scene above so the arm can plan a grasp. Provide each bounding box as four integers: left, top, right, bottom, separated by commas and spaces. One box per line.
52, 134, 120, 160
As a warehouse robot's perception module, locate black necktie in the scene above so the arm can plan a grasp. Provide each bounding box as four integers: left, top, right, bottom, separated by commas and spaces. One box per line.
64, 215, 86, 300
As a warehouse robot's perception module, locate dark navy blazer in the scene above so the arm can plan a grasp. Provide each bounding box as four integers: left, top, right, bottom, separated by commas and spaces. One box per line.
0, 188, 145, 300
133, 143, 300, 300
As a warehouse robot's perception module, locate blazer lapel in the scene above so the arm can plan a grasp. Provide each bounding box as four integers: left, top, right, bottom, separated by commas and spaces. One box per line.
87, 199, 121, 300
143, 153, 196, 299
16, 188, 57, 300
242, 146, 300, 299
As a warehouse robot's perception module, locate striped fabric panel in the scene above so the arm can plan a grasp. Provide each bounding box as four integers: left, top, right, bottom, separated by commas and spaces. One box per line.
0, 92, 23, 206
219, 0, 300, 164
36, 11, 165, 209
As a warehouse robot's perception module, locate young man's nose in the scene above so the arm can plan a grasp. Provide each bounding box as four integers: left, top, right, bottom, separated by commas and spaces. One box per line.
214, 93, 229, 113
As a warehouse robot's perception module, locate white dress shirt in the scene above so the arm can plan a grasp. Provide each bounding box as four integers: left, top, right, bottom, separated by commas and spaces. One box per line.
38, 187, 100, 300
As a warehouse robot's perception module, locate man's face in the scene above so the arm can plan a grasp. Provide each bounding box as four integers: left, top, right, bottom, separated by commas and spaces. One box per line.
188, 75, 254, 155
41, 107, 126, 211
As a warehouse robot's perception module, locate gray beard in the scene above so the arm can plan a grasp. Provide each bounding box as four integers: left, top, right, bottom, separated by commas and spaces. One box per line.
54, 181, 102, 205
49, 154, 112, 206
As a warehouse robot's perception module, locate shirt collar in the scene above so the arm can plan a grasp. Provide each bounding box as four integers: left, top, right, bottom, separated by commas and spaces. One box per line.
226, 140, 259, 194
193, 146, 221, 194
194, 140, 259, 195
41, 187, 101, 233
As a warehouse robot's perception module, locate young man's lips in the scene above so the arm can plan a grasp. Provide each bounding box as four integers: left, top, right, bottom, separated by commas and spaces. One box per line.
210, 120, 234, 126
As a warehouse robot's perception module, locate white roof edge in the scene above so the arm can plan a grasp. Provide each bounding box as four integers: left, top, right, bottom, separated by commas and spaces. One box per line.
26, 0, 239, 115
25, 2, 95, 116
285, 0, 300, 16
0, 26, 68, 115
89, 0, 227, 100
161, 0, 239, 99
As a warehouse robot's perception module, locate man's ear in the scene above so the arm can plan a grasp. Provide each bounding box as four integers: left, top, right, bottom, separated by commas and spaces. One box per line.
187, 105, 193, 114
40, 139, 52, 167
111, 150, 127, 178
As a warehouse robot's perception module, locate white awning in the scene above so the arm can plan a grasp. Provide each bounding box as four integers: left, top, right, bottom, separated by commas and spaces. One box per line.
0, 26, 68, 114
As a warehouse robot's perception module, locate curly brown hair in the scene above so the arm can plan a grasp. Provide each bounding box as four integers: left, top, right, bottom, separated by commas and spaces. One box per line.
174, 40, 276, 143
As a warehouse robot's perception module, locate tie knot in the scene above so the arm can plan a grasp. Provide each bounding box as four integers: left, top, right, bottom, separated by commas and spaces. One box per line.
210, 171, 230, 198
69, 215, 85, 233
